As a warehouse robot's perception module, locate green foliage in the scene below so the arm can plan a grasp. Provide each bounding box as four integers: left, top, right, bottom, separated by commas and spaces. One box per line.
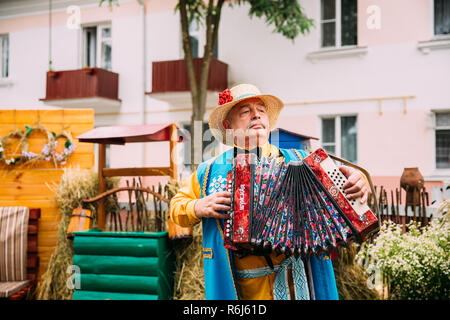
174, 0, 209, 27
236, 0, 314, 40
357, 218, 450, 300
175, 0, 314, 41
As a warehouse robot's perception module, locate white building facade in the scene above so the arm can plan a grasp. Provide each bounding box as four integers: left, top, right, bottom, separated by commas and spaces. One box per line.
0, 0, 449, 202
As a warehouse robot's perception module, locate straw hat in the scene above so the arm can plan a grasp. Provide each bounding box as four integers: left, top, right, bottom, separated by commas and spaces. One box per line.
208, 84, 284, 145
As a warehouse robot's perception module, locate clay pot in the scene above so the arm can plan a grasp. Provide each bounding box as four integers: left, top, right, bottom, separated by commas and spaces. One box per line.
400, 167, 424, 206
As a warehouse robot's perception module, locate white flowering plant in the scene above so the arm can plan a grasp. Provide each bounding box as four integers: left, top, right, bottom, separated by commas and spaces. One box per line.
356, 217, 449, 300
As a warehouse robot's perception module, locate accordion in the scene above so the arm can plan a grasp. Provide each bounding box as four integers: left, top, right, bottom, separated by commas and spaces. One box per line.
224, 148, 379, 257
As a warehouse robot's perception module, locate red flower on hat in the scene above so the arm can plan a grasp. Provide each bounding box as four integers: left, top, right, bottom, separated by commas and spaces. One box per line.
218, 89, 233, 105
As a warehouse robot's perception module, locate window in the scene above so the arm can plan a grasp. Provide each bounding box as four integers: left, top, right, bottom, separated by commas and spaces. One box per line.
182, 122, 220, 169
189, 21, 199, 58
0, 34, 9, 78
185, 20, 218, 59
321, 115, 357, 163
321, 0, 357, 48
434, 0, 450, 36
435, 112, 450, 169
82, 24, 112, 70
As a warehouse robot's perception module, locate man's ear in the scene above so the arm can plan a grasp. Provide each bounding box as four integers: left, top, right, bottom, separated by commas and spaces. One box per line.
222, 119, 231, 130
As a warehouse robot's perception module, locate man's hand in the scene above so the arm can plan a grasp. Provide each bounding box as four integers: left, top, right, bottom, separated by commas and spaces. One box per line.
338, 166, 370, 204
194, 191, 231, 219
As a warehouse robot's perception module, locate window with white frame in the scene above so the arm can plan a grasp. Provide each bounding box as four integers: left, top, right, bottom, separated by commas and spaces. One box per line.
320, 0, 357, 48
434, 0, 450, 36
182, 122, 220, 170
0, 34, 9, 78
82, 24, 112, 70
321, 115, 357, 163
435, 112, 450, 169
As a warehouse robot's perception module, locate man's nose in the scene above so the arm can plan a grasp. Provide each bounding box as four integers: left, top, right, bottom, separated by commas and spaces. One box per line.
251, 107, 262, 119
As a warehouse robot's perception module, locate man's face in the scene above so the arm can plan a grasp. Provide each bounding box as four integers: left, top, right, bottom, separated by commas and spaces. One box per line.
222, 97, 270, 148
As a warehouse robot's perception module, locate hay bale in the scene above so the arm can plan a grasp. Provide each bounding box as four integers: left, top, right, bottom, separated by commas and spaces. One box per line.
36, 168, 118, 300
172, 223, 205, 300
333, 244, 380, 300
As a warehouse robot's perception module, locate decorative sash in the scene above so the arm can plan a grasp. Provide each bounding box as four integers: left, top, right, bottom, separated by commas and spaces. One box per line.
235, 256, 310, 300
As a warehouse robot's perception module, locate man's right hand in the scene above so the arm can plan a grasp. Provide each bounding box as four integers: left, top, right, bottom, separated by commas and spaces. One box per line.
194, 191, 231, 219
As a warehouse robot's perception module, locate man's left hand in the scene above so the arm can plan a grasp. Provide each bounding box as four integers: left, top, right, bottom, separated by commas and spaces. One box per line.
338, 165, 370, 204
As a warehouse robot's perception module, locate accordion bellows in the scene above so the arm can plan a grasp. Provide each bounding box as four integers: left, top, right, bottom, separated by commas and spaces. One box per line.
224, 148, 379, 257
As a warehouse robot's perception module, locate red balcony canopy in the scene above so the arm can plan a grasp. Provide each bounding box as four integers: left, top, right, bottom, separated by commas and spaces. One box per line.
76, 123, 185, 145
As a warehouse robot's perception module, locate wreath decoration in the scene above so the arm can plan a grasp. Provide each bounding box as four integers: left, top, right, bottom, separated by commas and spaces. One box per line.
0, 124, 76, 167
53, 130, 76, 165
21, 124, 56, 164
0, 129, 25, 165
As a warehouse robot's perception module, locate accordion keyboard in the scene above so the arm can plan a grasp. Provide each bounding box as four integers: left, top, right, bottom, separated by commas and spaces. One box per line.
317, 154, 371, 219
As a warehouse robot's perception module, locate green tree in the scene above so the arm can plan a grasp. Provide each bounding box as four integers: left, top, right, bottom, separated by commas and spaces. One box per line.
101, 0, 314, 170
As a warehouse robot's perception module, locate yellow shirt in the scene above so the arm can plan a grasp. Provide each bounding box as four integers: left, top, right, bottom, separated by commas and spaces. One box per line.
169, 143, 294, 300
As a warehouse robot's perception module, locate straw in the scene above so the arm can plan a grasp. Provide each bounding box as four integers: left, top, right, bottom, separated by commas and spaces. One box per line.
36, 168, 119, 300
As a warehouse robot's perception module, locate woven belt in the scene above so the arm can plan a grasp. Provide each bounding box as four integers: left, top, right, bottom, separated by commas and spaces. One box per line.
235, 256, 310, 300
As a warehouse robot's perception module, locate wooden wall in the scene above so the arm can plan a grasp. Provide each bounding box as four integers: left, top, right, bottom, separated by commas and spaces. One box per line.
0, 109, 94, 280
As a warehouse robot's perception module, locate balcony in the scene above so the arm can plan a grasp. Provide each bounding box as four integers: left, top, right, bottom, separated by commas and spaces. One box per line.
147, 58, 228, 106
40, 67, 121, 112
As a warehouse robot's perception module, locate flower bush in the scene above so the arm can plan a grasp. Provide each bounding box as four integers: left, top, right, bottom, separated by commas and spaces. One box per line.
357, 217, 449, 300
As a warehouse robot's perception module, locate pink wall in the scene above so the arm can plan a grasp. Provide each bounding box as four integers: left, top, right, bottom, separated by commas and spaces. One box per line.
0, 0, 176, 33
358, 109, 431, 176
358, 0, 431, 46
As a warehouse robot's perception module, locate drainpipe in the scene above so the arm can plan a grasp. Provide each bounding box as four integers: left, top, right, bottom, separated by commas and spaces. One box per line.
138, 0, 147, 168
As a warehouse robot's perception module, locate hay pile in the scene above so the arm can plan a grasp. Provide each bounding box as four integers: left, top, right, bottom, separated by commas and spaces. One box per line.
332, 244, 380, 300
172, 224, 205, 300
36, 168, 118, 300
165, 179, 205, 300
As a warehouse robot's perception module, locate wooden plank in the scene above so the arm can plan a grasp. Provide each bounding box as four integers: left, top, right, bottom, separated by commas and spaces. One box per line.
102, 167, 172, 177
38, 220, 60, 232
0, 152, 95, 170
169, 124, 177, 180
0, 199, 57, 208
0, 124, 94, 139
38, 232, 58, 247
0, 184, 57, 200
0, 109, 94, 124
0, 169, 65, 185
97, 143, 106, 230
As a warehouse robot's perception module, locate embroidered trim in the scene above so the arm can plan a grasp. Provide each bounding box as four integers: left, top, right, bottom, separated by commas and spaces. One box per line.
235, 265, 280, 279
202, 162, 212, 198
293, 149, 304, 161
201, 156, 240, 300
203, 248, 213, 259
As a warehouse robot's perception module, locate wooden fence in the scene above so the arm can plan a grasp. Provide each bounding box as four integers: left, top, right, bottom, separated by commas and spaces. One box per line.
0, 109, 94, 281
368, 185, 435, 232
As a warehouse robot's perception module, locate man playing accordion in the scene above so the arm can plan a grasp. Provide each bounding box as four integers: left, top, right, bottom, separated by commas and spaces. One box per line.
169, 84, 369, 300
